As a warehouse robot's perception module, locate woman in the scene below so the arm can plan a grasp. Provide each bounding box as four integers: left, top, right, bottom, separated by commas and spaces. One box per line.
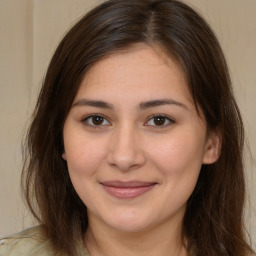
0, 0, 254, 255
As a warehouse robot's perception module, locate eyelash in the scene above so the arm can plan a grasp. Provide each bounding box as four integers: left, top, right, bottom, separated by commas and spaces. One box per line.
82, 114, 111, 128
145, 114, 174, 128
82, 114, 174, 129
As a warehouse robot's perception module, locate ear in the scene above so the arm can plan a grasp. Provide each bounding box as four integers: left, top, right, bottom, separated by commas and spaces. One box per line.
202, 130, 222, 164
62, 152, 67, 161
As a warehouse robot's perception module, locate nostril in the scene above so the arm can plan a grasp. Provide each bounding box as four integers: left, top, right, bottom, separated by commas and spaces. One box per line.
107, 129, 146, 170
107, 148, 146, 171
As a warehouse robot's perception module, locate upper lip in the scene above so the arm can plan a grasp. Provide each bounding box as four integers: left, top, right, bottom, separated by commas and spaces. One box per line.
100, 181, 157, 188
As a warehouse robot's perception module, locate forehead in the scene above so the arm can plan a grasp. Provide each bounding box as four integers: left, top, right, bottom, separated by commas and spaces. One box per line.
75, 44, 192, 103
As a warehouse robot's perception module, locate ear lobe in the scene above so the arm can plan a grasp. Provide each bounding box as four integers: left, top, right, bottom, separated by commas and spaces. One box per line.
62, 152, 67, 161
202, 130, 222, 164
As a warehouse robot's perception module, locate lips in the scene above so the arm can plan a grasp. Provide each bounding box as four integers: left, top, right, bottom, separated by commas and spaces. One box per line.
100, 181, 157, 199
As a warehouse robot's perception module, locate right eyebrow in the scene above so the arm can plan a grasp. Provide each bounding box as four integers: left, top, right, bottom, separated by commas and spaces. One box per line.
139, 98, 188, 110
72, 99, 114, 109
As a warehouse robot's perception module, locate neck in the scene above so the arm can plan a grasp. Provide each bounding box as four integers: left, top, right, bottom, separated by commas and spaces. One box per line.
84, 215, 188, 256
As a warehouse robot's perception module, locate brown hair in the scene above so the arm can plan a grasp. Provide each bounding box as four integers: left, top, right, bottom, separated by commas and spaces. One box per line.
22, 0, 255, 255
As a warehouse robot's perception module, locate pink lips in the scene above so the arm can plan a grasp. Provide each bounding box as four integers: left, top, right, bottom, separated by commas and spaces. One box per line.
100, 181, 156, 199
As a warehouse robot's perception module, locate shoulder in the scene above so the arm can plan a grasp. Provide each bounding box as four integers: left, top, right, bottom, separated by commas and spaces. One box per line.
0, 226, 58, 256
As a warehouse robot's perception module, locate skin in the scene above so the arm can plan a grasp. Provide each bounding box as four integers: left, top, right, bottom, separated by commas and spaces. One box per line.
62, 45, 220, 256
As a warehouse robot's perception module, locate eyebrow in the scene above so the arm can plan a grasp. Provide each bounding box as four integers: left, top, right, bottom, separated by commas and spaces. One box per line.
72, 98, 187, 110
139, 99, 188, 110
73, 99, 114, 109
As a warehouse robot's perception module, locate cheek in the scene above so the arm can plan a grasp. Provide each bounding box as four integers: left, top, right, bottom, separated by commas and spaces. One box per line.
146, 130, 205, 177
64, 135, 109, 208
146, 132, 205, 211
64, 134, 108, 178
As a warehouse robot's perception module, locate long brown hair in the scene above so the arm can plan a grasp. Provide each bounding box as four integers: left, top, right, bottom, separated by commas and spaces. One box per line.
22, 0, 255, 255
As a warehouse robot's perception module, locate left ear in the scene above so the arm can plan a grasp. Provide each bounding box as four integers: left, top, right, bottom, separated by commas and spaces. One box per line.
62, 152, 67, 161
202, 129, 222, 164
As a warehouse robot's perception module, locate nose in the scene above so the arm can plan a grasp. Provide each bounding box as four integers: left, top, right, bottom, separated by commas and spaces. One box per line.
107, 124, 146, 172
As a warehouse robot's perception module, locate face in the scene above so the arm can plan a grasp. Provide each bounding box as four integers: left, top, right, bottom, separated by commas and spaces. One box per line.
62, 45, 219, 234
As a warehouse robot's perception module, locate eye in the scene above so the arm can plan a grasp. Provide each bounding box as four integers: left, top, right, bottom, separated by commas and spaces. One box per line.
83, 115, 110, 127
145, 115, 174, 127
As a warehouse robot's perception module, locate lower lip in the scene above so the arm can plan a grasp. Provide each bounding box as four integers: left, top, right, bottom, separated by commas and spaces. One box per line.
102, 184, 156, 199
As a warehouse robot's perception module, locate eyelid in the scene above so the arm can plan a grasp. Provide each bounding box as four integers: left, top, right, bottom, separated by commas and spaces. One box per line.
82, 114, 111, 127
144, 114, 175, 128
81, 113, 174, 129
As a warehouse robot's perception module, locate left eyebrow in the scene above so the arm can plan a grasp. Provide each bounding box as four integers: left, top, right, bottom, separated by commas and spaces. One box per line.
72, 99, 114, 109
139, 99, 188, 110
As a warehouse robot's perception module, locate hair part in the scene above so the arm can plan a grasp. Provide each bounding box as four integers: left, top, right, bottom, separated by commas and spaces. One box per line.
22, 0, 255, 255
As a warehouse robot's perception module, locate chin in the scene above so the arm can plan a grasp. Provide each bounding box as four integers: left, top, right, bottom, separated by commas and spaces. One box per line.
102, 210, 155, 233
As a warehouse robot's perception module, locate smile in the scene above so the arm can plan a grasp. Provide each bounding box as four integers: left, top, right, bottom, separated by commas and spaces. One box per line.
100, 181, 157, 199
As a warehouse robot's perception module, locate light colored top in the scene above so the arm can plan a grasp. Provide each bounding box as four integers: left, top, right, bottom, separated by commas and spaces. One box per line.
0, 226, 89, 256
0, 226, 197, 255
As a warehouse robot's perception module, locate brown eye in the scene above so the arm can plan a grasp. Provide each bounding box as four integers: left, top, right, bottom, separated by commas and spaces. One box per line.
83, 115, 110, 127
92, 116, 104, 125
145, 115, 173, 127
153, 116, 166, 126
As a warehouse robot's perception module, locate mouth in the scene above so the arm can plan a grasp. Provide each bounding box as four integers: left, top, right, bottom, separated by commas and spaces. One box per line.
100, 181, 157, 199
